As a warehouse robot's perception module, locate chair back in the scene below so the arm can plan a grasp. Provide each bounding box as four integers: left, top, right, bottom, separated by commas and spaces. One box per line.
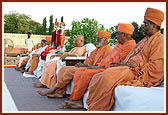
84, 43, 96, 57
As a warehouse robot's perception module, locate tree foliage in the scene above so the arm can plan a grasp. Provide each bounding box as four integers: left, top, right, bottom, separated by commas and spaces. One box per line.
49, 15, 54, 35
131, 22, 145, 43
65, 18, 104, 51
42, 17, 47, 35
4, 12, 164, 46
65, 18, 120, 51
61, 16, 64, 22
4, 12, 41, 34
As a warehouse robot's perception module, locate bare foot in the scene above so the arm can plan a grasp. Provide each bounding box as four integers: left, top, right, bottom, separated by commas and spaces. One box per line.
15, 67, 20, 71
33, 82, 45, 88
59, 102, 71, 109
25, 72, 34, 75
65, 99, 82, 105
20, 69, 28, 73
37, 89, 54, 96
59, 100, 83, 109
47, 93, 64, 98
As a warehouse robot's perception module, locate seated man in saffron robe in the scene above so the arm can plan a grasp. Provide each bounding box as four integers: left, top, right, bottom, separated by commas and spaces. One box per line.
37, 30, 113, 98
59, 23, 137, 109
15, 43, 41, 72
33, 35, 86, 88
86, 7, 164, 111
25, 39, 49, 75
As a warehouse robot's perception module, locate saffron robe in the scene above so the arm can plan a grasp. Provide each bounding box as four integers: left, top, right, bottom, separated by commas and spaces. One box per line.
29, 45, 48, 73
55, 44, 113, 95
70, 39, 136, 101
86, 31, 164, 111
16, 49, 39, 67
40, 46, 86, 88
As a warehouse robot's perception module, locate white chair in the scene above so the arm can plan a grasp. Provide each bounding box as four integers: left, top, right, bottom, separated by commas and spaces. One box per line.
83, 81, 164, 111
56, 43, 96, 77
84, 43, 96, 58
33, 57, 45, 78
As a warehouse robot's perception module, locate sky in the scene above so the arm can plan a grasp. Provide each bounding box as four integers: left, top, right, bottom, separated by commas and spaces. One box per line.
2, 2, 166, 30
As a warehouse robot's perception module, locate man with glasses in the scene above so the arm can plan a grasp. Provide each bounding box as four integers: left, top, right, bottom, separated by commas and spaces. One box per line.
58, 23, 136, 109
86, 7, 164, 111
37, 30, 113, 98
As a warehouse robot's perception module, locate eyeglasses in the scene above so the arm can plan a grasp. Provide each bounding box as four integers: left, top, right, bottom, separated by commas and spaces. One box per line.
143, 20, 154, 27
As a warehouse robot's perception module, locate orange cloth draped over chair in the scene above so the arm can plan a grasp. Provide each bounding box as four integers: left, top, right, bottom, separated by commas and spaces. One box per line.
28, 46, 50, 73
70, 39, 136, 101
21, 57, 30, 66
16, 48, 39, 67
29, 56, 39, 73
86, 31, 164, 111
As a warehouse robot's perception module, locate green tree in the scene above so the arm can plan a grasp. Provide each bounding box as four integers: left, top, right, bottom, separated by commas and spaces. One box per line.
61, 16, 64, 22
35, 24, 43, 35
4, 12, 18, 33
49, 15, 54, 35
65, 18, 105, 51
4, 12, 41, 34
160, 26, 164, 35
131, 22, 145, 43
108, 25, 118, 46
65, 29, 70, 36
42, 17, 47, 35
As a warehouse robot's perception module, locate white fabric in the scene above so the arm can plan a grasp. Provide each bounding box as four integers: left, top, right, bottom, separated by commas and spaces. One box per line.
45, 53, 56, 63
18, 49, 37, 67
3, 82, 18, 111
49, 56, 60, 62
83, 90, 89, 109
23, 72, 36, 78
33, 69, 43, 78
84, 43, 96, 57
33, 58, 45, 78
18, 57, 28, 67
112, 85, 164, 111
25, 37, 34, 52
66, 80, 74, 94
83, 86, 164, 111
64, 57, 86, 60
25, 46, 46, 71
28, 49, 37, 57
18, 49, 37, 69
36, 45, 48, 55
56, 59, 66, 77
32, 45, 49, 78
25, 57, 32, 70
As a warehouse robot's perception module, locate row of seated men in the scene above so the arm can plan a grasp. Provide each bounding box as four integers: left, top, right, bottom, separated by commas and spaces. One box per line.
15, 7, 164, 111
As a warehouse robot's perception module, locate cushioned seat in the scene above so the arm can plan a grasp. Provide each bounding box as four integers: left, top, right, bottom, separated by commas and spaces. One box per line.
111, 85, 164, 111
83, 81, 164, 111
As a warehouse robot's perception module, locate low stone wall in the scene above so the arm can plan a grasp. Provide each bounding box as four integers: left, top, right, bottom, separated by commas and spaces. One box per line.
4, 33, 69, 48
3, 33, 70, 65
